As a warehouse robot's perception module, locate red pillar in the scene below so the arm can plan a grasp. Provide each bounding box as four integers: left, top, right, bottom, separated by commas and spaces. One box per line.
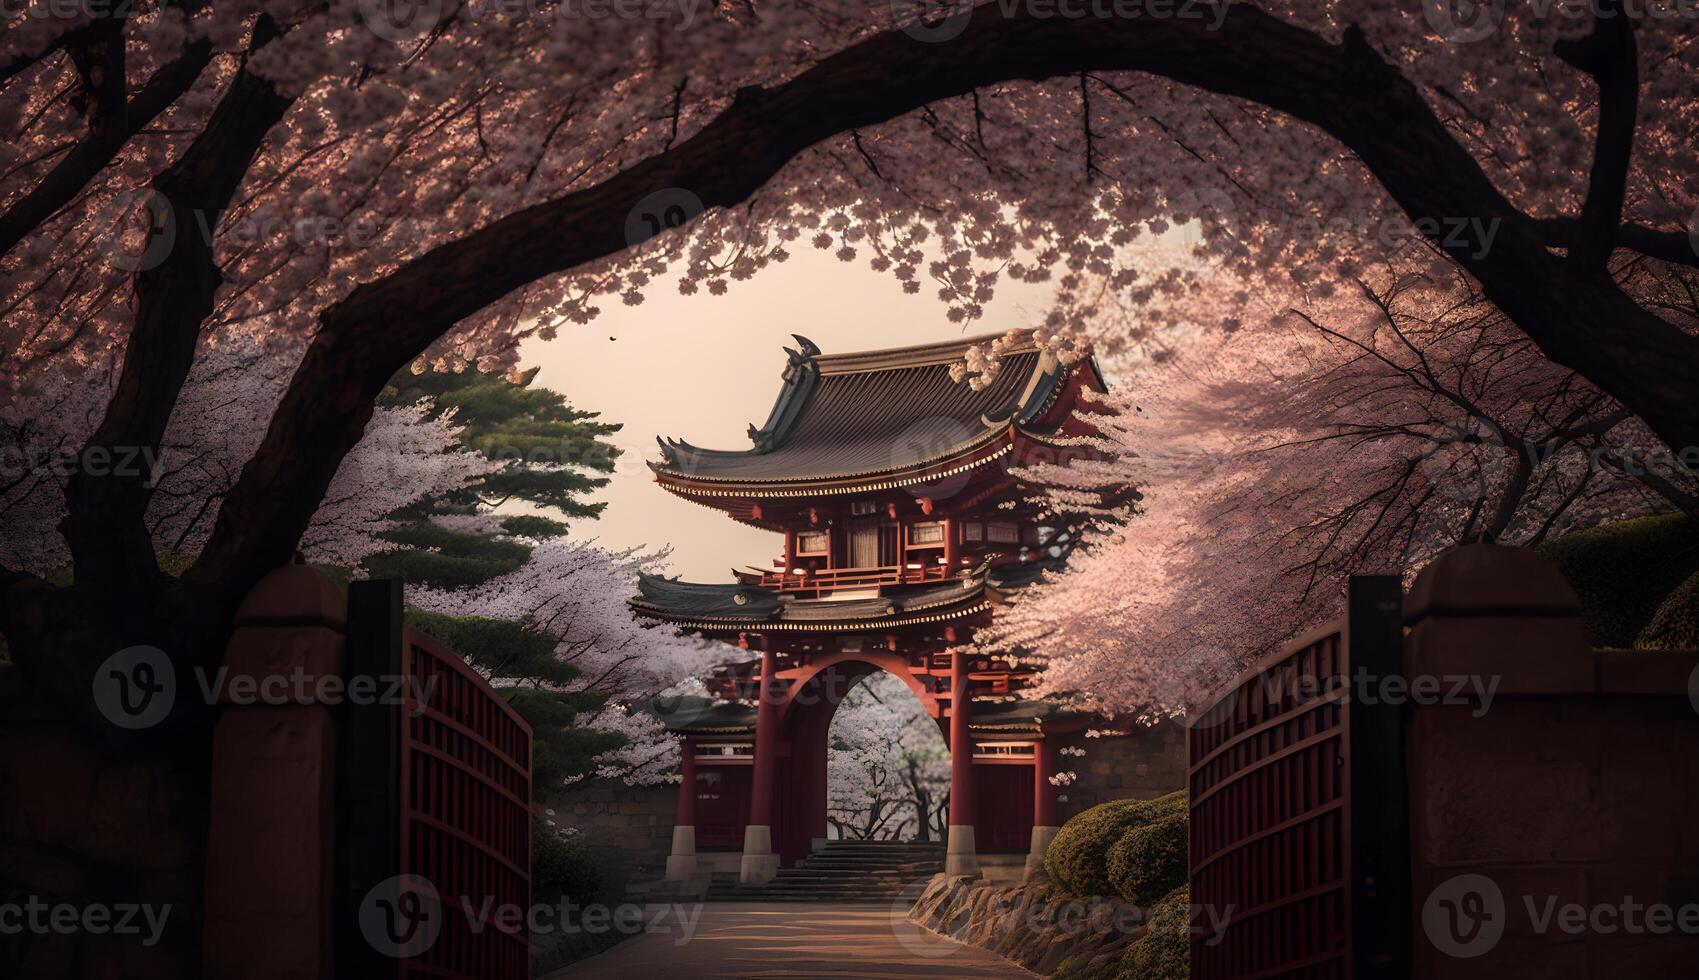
749, 647, 779, 823
666, 741, 699, 881
741, 646, 781, 884
1034, 738, 1058, 827
1026, 735, 1062, 880
677, 745, 698, 826
946, 650, 980, 877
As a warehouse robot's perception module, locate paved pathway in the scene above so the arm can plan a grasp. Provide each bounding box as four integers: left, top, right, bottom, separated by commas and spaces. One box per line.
547, 901, 1039, 979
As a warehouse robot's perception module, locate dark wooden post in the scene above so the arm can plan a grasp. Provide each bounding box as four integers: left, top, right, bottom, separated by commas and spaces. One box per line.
337, 579, 404, 980
1348, 574, 1412, 980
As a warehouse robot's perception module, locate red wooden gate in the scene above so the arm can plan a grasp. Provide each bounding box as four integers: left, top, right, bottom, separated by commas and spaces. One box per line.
400, 627, 533, 980
343, 580, 533, 980
1186, 577, 1408, 980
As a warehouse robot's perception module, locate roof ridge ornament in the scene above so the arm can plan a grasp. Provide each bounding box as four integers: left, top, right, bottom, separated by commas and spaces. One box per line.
781, 334, 820, 381
744, 334, 821, 453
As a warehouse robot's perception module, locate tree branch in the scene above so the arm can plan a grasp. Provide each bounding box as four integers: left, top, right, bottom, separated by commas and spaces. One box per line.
1598, 449, 1699, 521
0, 38, 214, 255
1554, 1, 1639, 269
60, 17, 292, 606
1532, 217, 1697, 270
189, 1, 1699, 599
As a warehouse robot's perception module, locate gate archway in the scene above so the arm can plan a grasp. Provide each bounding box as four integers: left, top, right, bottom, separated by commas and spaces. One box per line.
773, 658, 944, 865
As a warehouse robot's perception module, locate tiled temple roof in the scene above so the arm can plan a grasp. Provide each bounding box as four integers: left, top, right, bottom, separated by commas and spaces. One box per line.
629, 554, 1071, 631
651, 330, 1077, 485
631, 569, 992, 629
636, 691, 1083, 737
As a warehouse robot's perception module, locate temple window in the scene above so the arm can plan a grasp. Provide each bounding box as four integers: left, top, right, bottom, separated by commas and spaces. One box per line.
909, 521, 946, 545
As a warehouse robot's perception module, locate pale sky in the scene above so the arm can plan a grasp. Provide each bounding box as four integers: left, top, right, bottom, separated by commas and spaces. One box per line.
521, 248, 1057, 581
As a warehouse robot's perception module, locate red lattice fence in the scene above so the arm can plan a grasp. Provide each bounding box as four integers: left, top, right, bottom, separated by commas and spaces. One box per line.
1186, 576, 1407, 980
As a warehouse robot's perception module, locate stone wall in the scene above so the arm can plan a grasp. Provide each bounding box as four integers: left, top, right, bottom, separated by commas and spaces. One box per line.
1404, 546, 1699, 979
541, 780, 679, 896
0, 682, 202, 979
1054, 720, 1188, 823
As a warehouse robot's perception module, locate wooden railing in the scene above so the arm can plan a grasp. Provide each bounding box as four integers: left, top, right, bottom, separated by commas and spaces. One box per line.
757, 563, 951, 596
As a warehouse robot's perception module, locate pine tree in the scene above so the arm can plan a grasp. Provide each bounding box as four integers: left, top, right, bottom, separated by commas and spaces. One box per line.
370, 367, 633, 787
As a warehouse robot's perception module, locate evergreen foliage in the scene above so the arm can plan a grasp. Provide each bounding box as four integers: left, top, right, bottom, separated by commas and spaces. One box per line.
1107, 812, 1188, 907
384, 366, 620, 520
1045, 791, 1187, 897
370, 367, 632, 787
1535, 515, 1699, 648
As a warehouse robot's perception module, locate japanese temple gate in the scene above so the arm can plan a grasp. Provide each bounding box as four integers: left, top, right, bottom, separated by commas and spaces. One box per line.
630, 330, 1117, 884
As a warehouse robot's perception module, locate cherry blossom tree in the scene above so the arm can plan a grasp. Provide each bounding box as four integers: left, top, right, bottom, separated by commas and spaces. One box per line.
987, 265, 1699, 717
3, 4, 1698, 966
826, 672, 951, 841
407, 537, 727, 786
0, 336, 490, 572
5, 0, 1697, 727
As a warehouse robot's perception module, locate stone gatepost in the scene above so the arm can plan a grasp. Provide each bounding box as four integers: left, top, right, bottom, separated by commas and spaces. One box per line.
1404, 544, 1699, 978
202, 565, 346, 979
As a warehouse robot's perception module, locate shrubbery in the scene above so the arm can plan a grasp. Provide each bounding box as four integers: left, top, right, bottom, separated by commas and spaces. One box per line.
532, 819, 602, 904
1116, 885, 1191, 980
1045, 790, 1186, 897
1637, 569, 1699, 650
1535, 514, 1699, 648
1107, 811, 1187, 906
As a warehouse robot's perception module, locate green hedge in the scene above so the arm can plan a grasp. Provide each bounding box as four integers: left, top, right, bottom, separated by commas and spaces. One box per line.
1638, 570, 1699, 650
1046, 791, 1186, 897
532, 819, 602, 904
1108, 812, 1188, 906
1116, 885, 1191, 980
1534, 514, 1699, 648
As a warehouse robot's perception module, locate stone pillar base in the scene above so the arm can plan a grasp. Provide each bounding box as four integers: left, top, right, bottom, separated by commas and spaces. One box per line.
945, 824, 980, 878
1024, 824, 1060, 880
666, 825, 698, 882
739, 824, 779, 885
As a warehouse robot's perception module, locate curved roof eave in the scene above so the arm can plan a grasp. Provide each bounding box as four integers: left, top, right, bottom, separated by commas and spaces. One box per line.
652, 329, 1069, 485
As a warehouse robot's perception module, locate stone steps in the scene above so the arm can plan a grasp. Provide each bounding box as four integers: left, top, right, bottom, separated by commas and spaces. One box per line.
702, 841, 946, 902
